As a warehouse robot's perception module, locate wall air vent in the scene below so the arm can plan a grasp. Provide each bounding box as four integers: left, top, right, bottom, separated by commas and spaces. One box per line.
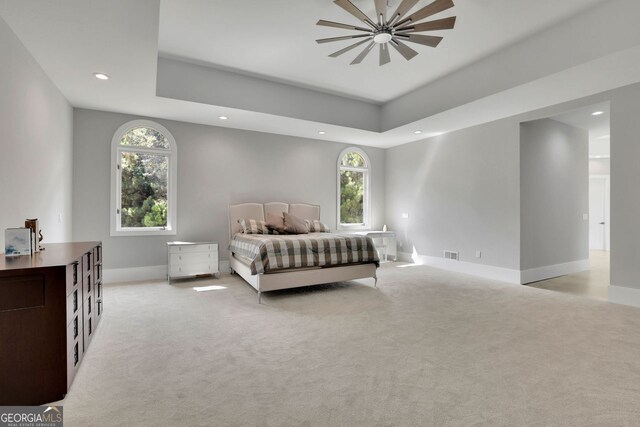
444, 250, 459, 261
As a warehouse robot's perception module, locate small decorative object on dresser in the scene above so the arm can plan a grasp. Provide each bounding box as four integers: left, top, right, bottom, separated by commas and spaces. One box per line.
4, 228, 32, 256
24, 219, 43, 252
167, 241, 219, 282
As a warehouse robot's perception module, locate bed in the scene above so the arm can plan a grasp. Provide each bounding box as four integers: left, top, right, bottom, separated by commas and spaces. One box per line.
228, 202, 379, 302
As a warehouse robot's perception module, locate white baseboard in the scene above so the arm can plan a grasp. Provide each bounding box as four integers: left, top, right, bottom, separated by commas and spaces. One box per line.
104, 261, 231, 284
103, 265, 167, 283
520, 259, 590, 285
608, 285, 640, 308
397, 252, 591, 285
397, 252, 521, 284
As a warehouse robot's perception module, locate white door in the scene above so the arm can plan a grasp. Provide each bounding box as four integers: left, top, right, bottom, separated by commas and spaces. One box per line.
589, 177, 610, 251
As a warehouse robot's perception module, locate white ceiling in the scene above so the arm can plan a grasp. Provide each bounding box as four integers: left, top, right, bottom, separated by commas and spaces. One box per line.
551, 102, 610, 138
551, 102, 610, 156
159, 0, 605, 103
1, 0, 637, 149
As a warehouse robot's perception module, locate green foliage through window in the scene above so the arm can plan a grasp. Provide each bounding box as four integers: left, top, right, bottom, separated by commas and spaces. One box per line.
340, 170, 364, 224
339, 150, 367, 225
341, 152, 366, 168
120, 151, 168, 228
120, 127, 169, 149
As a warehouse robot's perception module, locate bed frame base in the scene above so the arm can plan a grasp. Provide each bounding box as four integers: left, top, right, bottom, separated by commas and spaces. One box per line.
229, 253, 378, 303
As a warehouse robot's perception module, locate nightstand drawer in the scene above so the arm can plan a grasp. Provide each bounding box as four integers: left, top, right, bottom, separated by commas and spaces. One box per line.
170, 252, 215, 265
169, 262, 216, 278
169, 244, 217, 254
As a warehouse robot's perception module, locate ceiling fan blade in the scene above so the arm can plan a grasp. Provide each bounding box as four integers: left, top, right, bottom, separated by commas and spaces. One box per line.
379, 43, 391, 66
395, 16, 456, 33
396, 34, 443, 47
334, 0, 376, 28
388, 0, 420, 26
316, 34, 371, 44
390, 38, 419, 61
316, 20, 371, 32
329, 38, 371, 57
374, 0, 387, 24
396, 0, 455, 27
350, 41, 376, 65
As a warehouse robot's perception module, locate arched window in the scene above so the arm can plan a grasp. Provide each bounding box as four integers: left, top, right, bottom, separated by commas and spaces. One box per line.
337, 147, 370, 229
110, 120, 177, 236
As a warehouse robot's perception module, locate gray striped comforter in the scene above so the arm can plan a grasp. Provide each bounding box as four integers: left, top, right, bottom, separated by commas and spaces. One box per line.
230, 233, 380, 275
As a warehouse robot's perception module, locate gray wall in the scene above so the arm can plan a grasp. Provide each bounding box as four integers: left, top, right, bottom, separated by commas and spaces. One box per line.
385, 119, 521, 270
157, 57, 382, 132
520, 119, 589, 271
0, 17, 73, 252
72, 109, 385, 270
610, 83, 640, 290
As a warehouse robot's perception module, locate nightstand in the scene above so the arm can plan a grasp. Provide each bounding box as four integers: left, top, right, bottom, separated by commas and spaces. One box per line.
353, 231, 397, 262
167, 241, 218, 282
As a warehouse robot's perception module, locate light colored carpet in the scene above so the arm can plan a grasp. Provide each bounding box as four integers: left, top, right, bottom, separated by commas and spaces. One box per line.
57, 263, 640, 426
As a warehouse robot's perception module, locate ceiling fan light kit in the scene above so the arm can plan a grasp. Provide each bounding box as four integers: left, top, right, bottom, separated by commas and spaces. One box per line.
317, 0, 456, 66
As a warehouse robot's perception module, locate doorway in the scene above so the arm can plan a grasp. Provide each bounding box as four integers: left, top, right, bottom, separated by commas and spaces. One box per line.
526, 102, 611, 300
589, 175, 610, 251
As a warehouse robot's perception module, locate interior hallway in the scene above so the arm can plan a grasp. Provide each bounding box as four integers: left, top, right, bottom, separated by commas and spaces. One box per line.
527, 251, 610, 301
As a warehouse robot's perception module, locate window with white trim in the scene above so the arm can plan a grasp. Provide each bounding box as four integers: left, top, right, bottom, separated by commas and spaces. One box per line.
110, 120, 177, 236
337, 147, 370, 229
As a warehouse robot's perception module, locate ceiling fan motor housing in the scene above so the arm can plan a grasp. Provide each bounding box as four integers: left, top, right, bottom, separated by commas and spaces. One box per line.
373, 30, 393, 44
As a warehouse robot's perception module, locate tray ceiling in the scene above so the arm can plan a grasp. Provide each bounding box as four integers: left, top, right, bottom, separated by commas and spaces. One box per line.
159, 0, 605, 103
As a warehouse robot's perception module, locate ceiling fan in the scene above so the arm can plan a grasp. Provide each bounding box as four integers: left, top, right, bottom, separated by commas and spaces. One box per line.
316, 0, 456, 66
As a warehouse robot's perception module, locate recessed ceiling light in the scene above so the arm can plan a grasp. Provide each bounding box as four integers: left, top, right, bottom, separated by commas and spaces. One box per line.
218, 116, 228, 120
318, 131, 326, 135
592, 111, 604, 116
93, 73, 109, 80
414, 130, 423, 135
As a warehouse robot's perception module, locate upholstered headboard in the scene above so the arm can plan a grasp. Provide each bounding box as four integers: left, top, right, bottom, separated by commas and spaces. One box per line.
229, 202, 320, 238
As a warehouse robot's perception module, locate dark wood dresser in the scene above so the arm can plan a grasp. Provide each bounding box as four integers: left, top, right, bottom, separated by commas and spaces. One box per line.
0, 242, 103, 405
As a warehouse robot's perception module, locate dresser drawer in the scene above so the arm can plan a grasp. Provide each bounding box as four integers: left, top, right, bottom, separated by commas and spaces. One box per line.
65, 260, 81, 296
66, 287, 81, 326
66, 315, 83, 388
169, 243, 217, 254
169, 262, 216, 278
170, 251, 216, 266
83, 312, 94, 351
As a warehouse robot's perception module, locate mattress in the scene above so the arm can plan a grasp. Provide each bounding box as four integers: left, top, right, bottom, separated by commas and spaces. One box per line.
229, 232, 380, 275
